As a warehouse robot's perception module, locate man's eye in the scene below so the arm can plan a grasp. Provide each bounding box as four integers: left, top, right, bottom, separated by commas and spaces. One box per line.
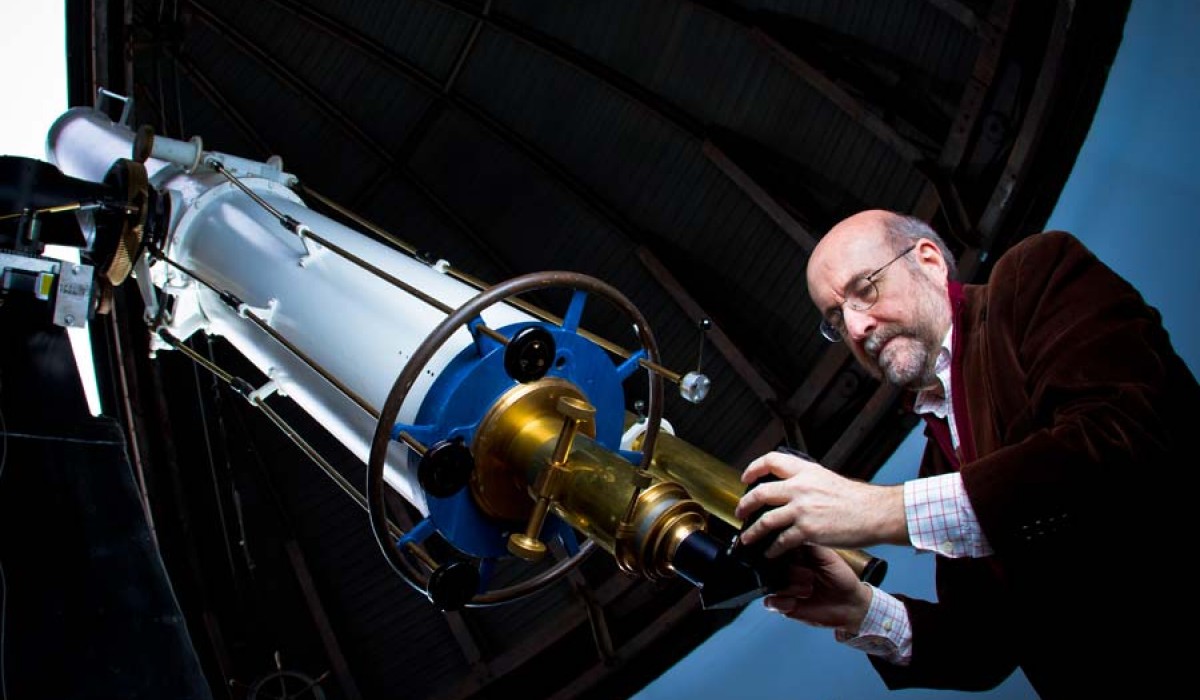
825, 310, 844, 327
846, 276, 874, 300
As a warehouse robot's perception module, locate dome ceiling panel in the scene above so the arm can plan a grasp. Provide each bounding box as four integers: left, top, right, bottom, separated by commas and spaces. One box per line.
353, 176, 510, 282
495, 1, 935, 220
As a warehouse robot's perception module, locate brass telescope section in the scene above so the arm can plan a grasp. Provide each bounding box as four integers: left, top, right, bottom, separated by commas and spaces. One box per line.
623, 412, 742, 528
623, 414, 883, 582
473, 379, 705, 579
523, 432, 707, 580
471, 378, 596, 524
471, 378, 886, 585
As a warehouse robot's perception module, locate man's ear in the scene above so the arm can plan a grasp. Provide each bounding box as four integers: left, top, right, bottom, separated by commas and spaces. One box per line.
916, 239, 948, 280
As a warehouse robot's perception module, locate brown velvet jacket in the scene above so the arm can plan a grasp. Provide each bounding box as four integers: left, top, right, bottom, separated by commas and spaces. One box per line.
870, 231, 1198, 697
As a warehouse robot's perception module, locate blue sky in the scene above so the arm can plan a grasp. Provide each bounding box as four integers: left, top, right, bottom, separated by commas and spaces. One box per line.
635, 1, 1200, 698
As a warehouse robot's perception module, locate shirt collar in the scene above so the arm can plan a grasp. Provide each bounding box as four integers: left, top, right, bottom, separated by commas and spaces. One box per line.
912, 325, 954, 419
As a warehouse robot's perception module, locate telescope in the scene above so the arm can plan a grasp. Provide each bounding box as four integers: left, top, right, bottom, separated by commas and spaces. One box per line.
4, 95, 885, 614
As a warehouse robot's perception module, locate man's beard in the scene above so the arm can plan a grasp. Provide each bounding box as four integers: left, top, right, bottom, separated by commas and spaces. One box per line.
867, 330, 937, 390
862, 282, 944, 391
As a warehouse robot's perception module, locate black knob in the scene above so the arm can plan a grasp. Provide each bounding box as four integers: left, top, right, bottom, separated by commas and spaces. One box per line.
503, 326, 556, 383
418, 439, 475, 498
427, 560, 480, 612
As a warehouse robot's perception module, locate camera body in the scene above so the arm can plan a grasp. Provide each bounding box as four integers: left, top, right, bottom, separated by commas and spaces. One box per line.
671, 446, 808, 610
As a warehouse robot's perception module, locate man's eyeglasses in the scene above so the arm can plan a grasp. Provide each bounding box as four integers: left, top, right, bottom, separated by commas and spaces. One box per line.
819, 244, 916, 342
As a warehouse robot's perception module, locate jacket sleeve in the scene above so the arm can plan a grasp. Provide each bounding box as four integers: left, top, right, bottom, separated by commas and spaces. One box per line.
958, 231, 1197, 560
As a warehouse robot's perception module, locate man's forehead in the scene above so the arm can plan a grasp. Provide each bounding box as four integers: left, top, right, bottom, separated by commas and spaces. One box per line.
808, 225, 888, 286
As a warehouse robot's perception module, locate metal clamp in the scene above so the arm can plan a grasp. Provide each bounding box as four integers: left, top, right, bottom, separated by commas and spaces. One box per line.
507, 396, 596, 561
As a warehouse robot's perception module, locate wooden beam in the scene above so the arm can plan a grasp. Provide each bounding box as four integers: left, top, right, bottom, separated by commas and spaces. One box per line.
785, 345, 851, 416
820, 384, 902, 474
921, 0, 984, 34
169, 51, 274, 157
185, 0, 521, 282
914, 0, 1015, 227
975, 0, 1073, 248
741, 345, 849, 465
733, 415, 786, 469
284, 540, 363, 700
556, 542, 616, 664
752, 28, 927, 165
636, 247, 778, 405
435, 573, 640, 700
702, 140, 819, 254
545, 589, 706, 700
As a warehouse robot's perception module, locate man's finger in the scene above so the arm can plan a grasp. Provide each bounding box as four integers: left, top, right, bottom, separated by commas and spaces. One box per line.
738, 501, 789, 545
733, 479, 782, 520
740, 455, 773, 484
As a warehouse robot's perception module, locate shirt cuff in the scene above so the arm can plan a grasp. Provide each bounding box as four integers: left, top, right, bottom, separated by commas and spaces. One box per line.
834, 586, 912, 665
904, 473, 994, 558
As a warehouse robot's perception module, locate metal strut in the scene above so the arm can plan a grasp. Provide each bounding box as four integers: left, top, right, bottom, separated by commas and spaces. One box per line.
146, 244, 429, 455
152, 327, 438, 586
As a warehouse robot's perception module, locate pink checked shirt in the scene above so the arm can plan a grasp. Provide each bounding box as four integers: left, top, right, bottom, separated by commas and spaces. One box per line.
835, 326, 993, 664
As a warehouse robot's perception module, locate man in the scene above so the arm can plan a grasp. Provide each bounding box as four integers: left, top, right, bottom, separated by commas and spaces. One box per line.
735, 210, 1196, 697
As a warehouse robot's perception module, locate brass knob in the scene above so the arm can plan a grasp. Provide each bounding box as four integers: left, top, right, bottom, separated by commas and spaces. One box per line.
507, 532, 548, 560
507, 490, 553, 562
556, 395, 595, 423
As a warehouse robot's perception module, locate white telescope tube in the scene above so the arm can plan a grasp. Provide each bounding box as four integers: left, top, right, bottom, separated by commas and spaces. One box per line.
47, 108, 536, 515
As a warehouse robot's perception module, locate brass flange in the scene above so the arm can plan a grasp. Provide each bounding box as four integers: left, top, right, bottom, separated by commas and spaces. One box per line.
99, 159, 150, 286
470, 378, 595, 524
613, 480, 708, 580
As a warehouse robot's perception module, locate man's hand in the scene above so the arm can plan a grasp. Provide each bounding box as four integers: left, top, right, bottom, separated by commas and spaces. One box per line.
763, 545, 873, 633
734, 449, 907, 556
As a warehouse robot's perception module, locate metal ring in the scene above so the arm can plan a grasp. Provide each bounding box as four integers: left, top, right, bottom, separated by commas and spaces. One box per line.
366, 270, 665, 606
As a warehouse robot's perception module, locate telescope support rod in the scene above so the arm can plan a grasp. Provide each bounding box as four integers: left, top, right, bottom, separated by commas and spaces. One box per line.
291, 186, 685, 385
149, 246, 432, 455
213, 164, 509, 347
154, 328, 436, 571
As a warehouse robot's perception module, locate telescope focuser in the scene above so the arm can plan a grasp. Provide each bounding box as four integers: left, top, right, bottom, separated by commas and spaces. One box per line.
672, 446, 888, 610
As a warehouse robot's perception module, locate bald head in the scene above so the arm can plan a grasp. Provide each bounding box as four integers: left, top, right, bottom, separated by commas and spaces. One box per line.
806, 210, 955, 390
807, 210, 900, 297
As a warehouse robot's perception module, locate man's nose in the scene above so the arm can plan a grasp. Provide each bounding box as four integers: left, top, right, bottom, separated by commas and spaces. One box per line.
843, 306, 875, 341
